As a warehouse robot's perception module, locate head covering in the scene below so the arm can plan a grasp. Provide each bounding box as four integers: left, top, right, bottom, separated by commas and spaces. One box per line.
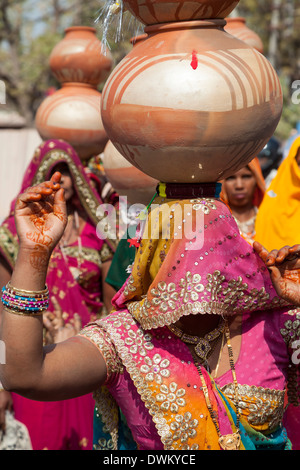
4, 139, 117, 258
0, 139, 116, 324
255, 136, 300, 251
220, 157, 266, 209
112, 189, 288, 331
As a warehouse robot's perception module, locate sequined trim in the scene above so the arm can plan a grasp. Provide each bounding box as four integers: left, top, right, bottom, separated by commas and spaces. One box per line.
280, 309, 300, 347
93, 387, 119, 450
100, 311, 195, 450
81, 313, 288, 450
221, 383, 285, 432
60, 246, 104, 268
280, 309, 300, 406
0, 225, 18, 268
32, 149, 117, 250
100, 243, 114, 263
128, 270, 287, 330
79, 324, 123, 378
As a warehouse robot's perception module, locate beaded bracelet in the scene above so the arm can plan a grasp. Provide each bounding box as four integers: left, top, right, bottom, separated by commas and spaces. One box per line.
1, 282, 49, 316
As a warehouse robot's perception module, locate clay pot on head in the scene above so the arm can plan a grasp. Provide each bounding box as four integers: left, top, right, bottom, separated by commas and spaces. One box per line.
130, 34, 148, 47
36, 26, 112, 161
49, 26, 113, 86
102, 140, 158, 205
101, 20, 282, 183
123, 0, 240, 25
36, 83, 108, 161
225, 17, 264, 54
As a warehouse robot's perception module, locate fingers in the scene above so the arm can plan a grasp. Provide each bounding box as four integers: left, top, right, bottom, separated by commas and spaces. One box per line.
286, 244, 300, 260
71, 313, 82, 334
253, 241, 269, 262
51, 296, 63, 316
53, 188, 67, 225
51, 172, 62, 186
253, 241, 298, 266
17, 180, 61, 209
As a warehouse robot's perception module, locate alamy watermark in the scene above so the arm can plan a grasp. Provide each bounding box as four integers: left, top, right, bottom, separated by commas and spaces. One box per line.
0, 80, 6, 105
0, 340, 5, 365
95, 197, 205, 251
291, 80, 300, 105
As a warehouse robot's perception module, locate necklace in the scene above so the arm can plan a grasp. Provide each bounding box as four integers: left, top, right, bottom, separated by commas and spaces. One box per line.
168, 318, 225, 367
192, 318, 241, 450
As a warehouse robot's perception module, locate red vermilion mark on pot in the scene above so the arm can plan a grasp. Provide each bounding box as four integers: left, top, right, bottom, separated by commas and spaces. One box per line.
190, 51, 198, 70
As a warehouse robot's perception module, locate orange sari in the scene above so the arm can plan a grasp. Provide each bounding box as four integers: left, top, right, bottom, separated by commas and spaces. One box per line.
255, 137, 300, 251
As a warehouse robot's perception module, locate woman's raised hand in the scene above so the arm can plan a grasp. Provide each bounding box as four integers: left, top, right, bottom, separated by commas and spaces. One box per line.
253, 241, 300, 306
14, 172, 67, 264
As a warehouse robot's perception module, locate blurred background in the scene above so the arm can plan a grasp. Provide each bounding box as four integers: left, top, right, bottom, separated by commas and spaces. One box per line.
0, 0, 299, 222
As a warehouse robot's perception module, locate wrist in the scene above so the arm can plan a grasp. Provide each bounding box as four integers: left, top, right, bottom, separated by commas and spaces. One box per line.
11, 247, 51, 291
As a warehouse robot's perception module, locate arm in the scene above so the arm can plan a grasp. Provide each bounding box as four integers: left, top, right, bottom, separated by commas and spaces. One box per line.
0, 174, 108, 401
0, 257, 13, 432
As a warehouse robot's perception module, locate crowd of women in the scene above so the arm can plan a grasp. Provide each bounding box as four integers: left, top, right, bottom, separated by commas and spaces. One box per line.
0, 130, 300, 451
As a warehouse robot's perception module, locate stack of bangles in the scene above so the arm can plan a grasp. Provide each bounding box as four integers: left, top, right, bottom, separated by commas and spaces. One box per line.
1, 281, 49, 316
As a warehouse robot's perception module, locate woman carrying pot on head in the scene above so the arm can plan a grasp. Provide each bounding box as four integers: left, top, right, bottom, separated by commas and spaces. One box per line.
0, 139, 116, 450
221, 157, 265, 245
1, 176, 300, 450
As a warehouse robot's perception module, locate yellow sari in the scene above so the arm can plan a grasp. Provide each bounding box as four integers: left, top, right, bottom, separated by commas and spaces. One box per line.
255, 136, 300, 251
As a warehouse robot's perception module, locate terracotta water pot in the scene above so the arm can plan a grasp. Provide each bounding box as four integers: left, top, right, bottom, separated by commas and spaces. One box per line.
101, 19, 282, 183
103, 140, 158, 205
225, 17, 264, 54
36, 83, 108, 160
130, 34, 148, 47
36, 26, 112, 161
123, 0, 240, 25
49, 26, 113, 86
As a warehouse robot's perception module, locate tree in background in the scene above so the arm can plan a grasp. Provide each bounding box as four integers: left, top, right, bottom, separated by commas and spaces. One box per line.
235, 0, 300, 141
0, 0, 299, 140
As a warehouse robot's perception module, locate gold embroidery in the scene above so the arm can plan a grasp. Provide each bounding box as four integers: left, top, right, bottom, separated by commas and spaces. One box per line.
79, 324, 123, 376
128, 270, 287, 330
93, 387, 119, 450
61, 245, 103, 268
280, 309, 300, 407
221, 383, 285, 433
32, 150, 117, 250
169, 412, 199, 445
190, 198, 217, 214
100, 243, 114, 263
0, 225, 19, 268
280, 310, 300, 346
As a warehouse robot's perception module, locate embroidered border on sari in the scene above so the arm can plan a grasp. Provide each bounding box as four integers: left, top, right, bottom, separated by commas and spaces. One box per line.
0, 225, 18, 269
31, 149, 117, 251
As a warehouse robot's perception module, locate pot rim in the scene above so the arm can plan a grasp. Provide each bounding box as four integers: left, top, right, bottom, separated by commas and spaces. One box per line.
144, 19, 226, 34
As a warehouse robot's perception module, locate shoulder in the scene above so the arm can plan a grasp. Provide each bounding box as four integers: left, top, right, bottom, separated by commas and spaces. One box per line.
79, 313, 125, 381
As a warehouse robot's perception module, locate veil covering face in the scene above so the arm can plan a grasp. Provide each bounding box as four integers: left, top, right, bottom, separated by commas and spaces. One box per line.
112, 193, 289, 331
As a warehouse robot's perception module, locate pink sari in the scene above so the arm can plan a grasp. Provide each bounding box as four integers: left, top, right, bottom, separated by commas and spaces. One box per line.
81, 188, 300, 450
0, 139, 116, 450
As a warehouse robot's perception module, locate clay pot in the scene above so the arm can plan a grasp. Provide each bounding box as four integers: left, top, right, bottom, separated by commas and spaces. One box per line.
36, 83, 108, 160
49, 26, 113, 86
103, 140, 158, 205
123, 0, 240, 25
101, 20, 282, 183
225, 17, 264, 54
36, 26, 112, 161
130, 34, 148, 47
